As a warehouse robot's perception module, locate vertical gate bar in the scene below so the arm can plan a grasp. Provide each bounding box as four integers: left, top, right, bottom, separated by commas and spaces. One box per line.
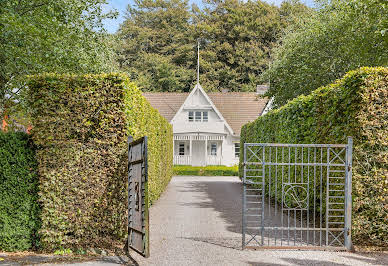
326, 147, 330, 246
307, 147, 310, 246
344, 137, 353, 250
294, 147, 297, 246
320, 147, 323, 246
261, 146, 265, 245
127, 136, 133, 250
268, 146, 271, 246
242, 144, 247, 249
301, 147, 304, 244
144, 136, 150, 257
269, 147, 271, 218
275, 147, 278, 245
288, 147, 291, 245
281, 147, 284, 246
313, 147, 316, 246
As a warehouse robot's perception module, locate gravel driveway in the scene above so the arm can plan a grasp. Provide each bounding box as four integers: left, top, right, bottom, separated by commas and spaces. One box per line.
128, 176, 386, 266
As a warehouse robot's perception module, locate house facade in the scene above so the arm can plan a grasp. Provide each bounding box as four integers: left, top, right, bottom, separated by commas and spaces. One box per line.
143, 84, 268, 166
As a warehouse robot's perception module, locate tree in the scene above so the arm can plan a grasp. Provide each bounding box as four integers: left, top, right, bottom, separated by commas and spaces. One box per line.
118, 0, 310, 92
264, 0, 388, 107
118, 0, 196, 92
0, 0, 117, 120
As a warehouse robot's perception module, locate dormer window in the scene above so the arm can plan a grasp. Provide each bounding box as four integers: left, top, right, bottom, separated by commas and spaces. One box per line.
188, 111, 208, 122
203, 111, 208, 122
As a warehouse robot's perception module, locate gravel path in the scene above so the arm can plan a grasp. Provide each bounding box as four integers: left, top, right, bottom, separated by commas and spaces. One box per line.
128, 176, 387, 266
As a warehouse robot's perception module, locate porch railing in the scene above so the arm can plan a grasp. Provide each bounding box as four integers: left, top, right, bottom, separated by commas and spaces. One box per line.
206, 155, 222, 165
174, 155, 191, 165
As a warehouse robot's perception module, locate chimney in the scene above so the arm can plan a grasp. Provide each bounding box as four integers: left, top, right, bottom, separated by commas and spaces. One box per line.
221, 88, 229, 93
256, 84, 269, 95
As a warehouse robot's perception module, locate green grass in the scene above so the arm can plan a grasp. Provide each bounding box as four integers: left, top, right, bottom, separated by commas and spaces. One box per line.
173, 165, 239, 176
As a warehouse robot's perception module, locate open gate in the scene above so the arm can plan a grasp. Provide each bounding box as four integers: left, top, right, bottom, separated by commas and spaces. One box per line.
242, 137, 353, 251
127, 136, 149, 257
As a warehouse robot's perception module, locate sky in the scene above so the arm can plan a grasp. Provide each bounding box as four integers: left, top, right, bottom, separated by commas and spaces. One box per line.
103, 0, 316, 33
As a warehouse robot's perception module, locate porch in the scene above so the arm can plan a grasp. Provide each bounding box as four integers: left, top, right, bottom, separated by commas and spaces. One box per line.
173, 134, 225, 166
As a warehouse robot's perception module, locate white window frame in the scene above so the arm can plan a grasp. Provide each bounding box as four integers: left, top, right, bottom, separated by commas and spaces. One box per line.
195, 111, 202, 122
203, 111, 208, 122
188, 111, 194, 122
234, 143, 240, 158
179, 143, 185, 155
210, 143, 217, 156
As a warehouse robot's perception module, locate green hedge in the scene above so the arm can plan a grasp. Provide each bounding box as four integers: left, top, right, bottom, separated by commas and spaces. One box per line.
240, 67, 387, 246
173, 165, 239, 176
26, 73, 173, 250
0, 132, 40, 251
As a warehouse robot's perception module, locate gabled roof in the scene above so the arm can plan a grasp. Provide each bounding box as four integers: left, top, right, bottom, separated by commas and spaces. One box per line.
170, 84, 234, 135
143, 90, 268, 136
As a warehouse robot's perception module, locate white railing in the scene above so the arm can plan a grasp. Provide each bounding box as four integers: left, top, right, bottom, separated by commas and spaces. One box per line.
207, 156, 222, 165
174, 155, 191, 165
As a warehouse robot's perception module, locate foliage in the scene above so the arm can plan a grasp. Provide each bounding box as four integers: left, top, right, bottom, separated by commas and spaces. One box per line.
26, 73, 173, 250
173, 165, 238, 176
240, 67, 388, 246
264, 0, 388, 107
0, 0, 118, 117
0, 132, 40, 251
118, 0, 310, 92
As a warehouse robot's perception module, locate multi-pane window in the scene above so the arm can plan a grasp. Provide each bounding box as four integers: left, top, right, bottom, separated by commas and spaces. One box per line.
203, 111, 208, 122
234, 143, 240, 158
188, 111, 209, 122
195, 111, 202, 122
179, 143, 185, 155
188, 111, 194, 122
211, 143, 217, 156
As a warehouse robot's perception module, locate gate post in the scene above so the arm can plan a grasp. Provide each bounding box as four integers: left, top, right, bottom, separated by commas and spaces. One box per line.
344, 137, 353, 251
242, 143, 247, 250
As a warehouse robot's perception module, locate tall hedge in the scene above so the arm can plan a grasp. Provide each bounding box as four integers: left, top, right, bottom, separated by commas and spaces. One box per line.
26, 73, 173, 250
0, 132, 40, 251
240, 67, 387, 246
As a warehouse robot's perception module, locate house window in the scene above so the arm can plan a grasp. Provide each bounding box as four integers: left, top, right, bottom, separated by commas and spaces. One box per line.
195, 111, 202, 122
179, 143, 185, 155
203, 111, 208, 122
189, 111, 208, 122
234, 143, 240, 158
211, 143, 217, 156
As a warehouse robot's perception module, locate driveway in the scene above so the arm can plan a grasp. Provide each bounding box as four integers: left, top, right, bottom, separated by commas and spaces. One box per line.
128, 176, 387, 265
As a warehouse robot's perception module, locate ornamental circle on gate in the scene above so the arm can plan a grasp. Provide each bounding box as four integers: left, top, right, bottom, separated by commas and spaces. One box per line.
283, 184, 308, 210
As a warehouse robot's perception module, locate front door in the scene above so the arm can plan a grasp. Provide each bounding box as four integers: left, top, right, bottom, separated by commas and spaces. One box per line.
192, 140, 205, 166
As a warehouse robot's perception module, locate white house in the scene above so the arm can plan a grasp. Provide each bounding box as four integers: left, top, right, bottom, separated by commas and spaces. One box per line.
143, 84, 269, 166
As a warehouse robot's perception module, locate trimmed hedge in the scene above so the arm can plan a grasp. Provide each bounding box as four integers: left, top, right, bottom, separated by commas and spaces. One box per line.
240, 67, 388, 246
0, 132, 40, 251
26, 73, 173, 250
173, 165, 238, 176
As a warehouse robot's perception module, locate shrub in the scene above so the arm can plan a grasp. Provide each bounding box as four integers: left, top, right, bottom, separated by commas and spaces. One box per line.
26, 73, 173, 250
0, 132, 40, 251
173, 165, 239, 176
240, 67, 388, 246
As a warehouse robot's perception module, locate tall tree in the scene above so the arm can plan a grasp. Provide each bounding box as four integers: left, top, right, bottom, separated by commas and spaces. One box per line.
118, 0, 309, 92
118, 0, 196, 92
264, 0, 388, 107
0, 0, 117, 117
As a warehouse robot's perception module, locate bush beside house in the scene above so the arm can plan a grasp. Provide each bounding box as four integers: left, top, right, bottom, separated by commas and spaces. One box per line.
0, 132, 40, 251
240, 67, 388, 246
173, 165, 238, 176
26, 73, 173, 251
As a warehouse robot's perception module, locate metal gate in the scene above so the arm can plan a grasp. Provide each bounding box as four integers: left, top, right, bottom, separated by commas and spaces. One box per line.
127, 136, 149, 257
242, 137, 353, 251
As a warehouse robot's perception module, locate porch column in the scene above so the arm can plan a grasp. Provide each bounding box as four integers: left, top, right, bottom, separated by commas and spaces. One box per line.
189, 136, 192, 165
205, 137, 208, 166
